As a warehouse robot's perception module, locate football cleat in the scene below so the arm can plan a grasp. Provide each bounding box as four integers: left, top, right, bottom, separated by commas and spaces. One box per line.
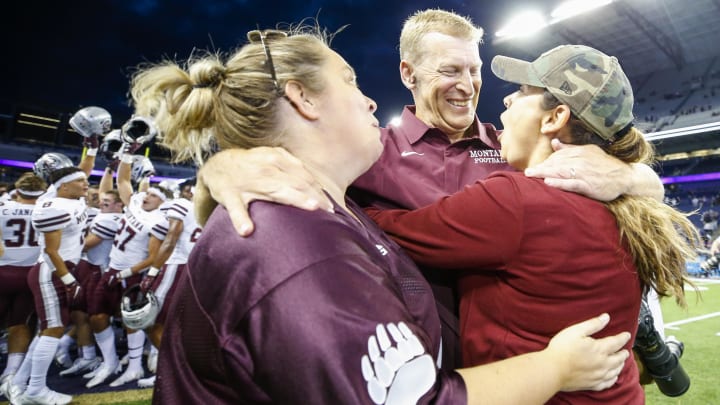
85, 362, 121, 388
54, 348, 73, 369
18, 387, 72, 405
59, 357, 101, 376
109, 368, 144, 387
137, 375, 156, 388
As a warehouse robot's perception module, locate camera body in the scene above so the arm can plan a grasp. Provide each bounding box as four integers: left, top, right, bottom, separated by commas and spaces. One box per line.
700, 253, 720, 273
634, 300, 690, 397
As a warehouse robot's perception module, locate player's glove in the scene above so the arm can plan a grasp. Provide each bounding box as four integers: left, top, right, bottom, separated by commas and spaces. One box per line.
106, 160, 119, 173
60, 273, 82, 304
106, 268, 132, 288
105, 269, 121, 288
83, 134, 100, 149
121, 141, 143, 156
140, 267, 161, 294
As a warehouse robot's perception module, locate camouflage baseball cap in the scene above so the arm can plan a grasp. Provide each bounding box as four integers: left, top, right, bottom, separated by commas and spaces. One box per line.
491, 45, 634, 141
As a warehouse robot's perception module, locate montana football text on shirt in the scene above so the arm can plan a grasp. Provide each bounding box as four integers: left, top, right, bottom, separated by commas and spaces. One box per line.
469, 149, 505, 164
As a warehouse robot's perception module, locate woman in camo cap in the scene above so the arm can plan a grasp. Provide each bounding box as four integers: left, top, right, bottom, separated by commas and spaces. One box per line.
369, 44, 699, 405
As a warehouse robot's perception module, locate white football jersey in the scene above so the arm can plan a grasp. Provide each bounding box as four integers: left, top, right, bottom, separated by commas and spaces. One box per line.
108, 193, 165, 270
32, 197, 87, 264
85, 207, 100, 230
0, 200, 41, 266
150, 198, 202, 265
36, 184, 57, 203
85, 212, 123, 268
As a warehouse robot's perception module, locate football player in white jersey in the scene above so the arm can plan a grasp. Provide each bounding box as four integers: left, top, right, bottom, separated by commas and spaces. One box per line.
86, 154, 169, 389
0, 174, 47, 398
52, 182, 103, 370
56, 187, 125, 377
53, 167, 114, 368
136, 178, 201, 387
11, 167, 88, 405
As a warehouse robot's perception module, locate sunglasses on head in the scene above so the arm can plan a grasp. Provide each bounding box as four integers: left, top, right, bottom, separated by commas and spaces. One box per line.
247, 29, 289, 94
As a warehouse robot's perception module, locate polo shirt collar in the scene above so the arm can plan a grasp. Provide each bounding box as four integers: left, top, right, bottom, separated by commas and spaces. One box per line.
395, 105, 494, 146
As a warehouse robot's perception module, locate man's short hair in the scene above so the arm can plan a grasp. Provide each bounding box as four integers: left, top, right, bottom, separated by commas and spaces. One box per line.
14, 173, 47, 199
103, 189, 123, 205
399, 9, 484, 64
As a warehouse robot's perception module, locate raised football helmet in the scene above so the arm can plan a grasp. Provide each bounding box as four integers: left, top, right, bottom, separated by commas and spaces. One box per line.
121, 284, 160, 330
33, 152, 74, 183
130, 155, 155, 184
69, 106, 112, 137
121, 116, 158, 145
99, 129, 124, 162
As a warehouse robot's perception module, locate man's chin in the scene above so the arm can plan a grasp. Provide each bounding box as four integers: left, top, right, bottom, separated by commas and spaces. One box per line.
444, 115, 474, 129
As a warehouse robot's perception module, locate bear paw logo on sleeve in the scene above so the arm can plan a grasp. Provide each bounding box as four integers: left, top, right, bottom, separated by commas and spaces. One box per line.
361, 322, 436, 405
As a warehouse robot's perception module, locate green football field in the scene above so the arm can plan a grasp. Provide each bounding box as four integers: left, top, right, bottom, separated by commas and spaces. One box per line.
645, 277, 720, 404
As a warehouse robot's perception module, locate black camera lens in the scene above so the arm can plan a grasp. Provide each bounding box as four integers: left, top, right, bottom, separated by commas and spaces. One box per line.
635, 302, 690, 397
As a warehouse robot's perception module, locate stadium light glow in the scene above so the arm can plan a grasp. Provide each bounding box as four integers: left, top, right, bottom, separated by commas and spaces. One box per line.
662, 172, 720, 185
16, 120, 59, 130
389, 116, 402, 127
19, 113, 60, 123
495, 11, 547, 39
495, 1, 615, 40
644, 121, 720, 141
550, 0, 613, 22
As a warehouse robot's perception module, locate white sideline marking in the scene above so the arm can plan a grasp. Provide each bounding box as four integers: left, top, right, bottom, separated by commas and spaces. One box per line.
666, 278, 720, 334
665, 312, 720, 328
689, 277, 720, 284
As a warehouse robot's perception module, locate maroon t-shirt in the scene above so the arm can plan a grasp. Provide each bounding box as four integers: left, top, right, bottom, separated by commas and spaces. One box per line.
154, 198, 467, 404
368, 171, 644, 405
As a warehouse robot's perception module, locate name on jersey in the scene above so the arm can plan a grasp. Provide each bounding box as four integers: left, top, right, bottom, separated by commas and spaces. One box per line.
469, 149, 505, 164
76, 210, 88, 225
2, 208, 33, 216
124, 210, 145, 231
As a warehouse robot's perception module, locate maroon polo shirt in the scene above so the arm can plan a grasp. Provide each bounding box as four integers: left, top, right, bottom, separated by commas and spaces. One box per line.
350, 105, 512, 210
349, 105, 512, 371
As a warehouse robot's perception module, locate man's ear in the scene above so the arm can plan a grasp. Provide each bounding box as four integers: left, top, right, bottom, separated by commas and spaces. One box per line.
541, 104, 572, 135
283, 80, 320, 120
400, 60, 416, 90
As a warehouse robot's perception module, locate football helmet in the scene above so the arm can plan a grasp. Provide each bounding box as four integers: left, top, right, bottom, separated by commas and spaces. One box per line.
98, 129, 122, 163
69, 106, 112, 137
121, 116, 158, 145
130, 155, 155, 184
33, 152, 74, 183
121, 284, 160, 330
99, 129, 124, 162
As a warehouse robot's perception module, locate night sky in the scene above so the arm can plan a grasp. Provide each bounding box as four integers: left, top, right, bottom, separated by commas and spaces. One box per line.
3, 0, 548, 128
